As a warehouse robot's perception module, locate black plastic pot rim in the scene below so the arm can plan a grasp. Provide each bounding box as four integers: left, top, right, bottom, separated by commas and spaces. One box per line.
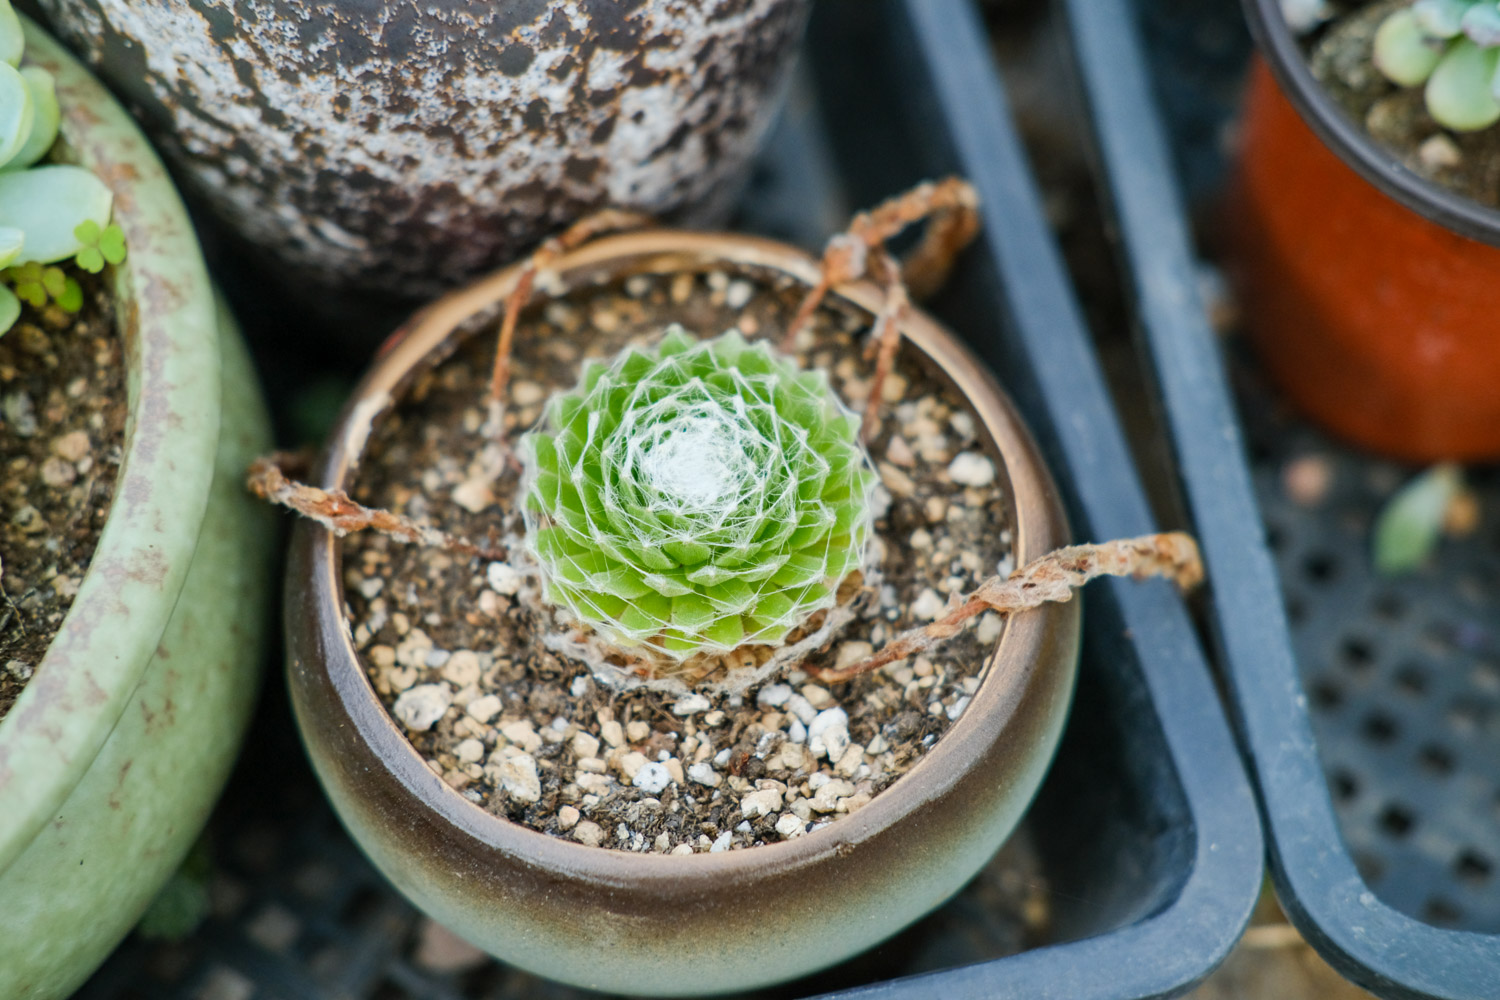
1243, 0, 1500, 246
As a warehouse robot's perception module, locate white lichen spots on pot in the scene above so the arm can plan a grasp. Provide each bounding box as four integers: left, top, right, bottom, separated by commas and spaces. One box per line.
42, 0, 811, 288
392, 683, 452, 731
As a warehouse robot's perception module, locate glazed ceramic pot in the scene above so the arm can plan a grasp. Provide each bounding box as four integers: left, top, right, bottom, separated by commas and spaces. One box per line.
38, 0, 811, 294
0, 19, 273, 1000
1231, 2, 1500, 461
285, 230, 1081, 996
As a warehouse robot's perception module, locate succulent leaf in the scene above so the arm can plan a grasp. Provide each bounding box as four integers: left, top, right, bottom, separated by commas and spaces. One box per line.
0, 61, 33, 168
1427, 37, 1500, 129
1415, 0, 1472, 37
1462, 2, 1500, 45
521, 326, 876, 663
5, 66, 57, 170
1373, 463, 1463, 575
0, 283, 16, 334
1375, 9, 1446, 85
0, 164, 113, 262
0, 0, 19, 68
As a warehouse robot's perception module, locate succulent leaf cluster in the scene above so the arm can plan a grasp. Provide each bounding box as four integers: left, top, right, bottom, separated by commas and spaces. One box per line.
1375, 0, 1500, 130
0, 0, 125, 334
520, 326, 876, 664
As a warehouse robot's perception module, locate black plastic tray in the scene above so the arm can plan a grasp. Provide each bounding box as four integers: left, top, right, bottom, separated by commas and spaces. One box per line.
1062, 0, 1500, 996
73, 1, 1261, 997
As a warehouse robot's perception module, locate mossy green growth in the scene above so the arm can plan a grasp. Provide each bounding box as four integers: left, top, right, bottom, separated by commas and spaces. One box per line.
0, 0, 124, 334
520, 326, 877, 664
1375, 1, 1500, 130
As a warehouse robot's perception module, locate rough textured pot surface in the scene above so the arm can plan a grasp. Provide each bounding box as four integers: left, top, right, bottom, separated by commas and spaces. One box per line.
0, 20, 274, 1000
1228, 60, 1500, 461
286, 231, 1081, 997
38, 0, 810, 293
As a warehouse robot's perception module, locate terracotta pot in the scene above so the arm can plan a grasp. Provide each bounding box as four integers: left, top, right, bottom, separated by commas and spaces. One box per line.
38, 0, 810, 294
1228, 59, 1500, 460
285, 230, 1081, 996
0, 17, 274, 1000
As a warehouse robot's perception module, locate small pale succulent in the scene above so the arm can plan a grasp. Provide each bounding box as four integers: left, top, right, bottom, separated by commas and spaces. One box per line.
0, 0, 125, 334
1375, 0, 1500, 130
520, 326, 876, 665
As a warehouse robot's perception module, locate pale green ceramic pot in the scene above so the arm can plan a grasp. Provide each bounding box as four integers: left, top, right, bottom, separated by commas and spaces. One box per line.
287, 231, 1080, 996
0, 19, 273, 999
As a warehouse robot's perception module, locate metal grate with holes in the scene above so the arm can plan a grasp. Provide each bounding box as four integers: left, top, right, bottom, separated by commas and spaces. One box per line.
1241, 368, 1500, 935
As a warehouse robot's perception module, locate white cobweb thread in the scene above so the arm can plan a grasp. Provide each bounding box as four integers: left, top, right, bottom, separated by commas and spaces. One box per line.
518, 324, 878, 674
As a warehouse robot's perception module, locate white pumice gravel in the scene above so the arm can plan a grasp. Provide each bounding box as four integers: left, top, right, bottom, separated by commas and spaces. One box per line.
911, 587, 947, 621
486, 561, 522, 595
688, 762, 722, 788
947, 451, 995, 487
392, 683, 452, 731
632, 761, 672, 794
497, 754, 541, 803
672, 693, 711, 716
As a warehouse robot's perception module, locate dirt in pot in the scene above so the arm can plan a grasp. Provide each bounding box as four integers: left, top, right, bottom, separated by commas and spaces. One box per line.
0, 269, 126, 720
339, 269, 1015, 854
1305, 0, 1500, 207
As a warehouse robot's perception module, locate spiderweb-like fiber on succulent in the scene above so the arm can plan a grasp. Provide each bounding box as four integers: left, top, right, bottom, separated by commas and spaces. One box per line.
520, 326, 877, 668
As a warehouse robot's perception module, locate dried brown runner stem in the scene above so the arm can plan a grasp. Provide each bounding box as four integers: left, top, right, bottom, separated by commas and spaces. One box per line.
781, 177, 980, 351
247, 454, 505, 561
810, 532, 1203, 683
487, 209, 655, 426
860, 249, 911, 442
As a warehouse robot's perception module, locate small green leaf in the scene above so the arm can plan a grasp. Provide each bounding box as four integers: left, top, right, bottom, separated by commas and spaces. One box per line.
0, 225, 21, 268
4, 67, 59, 170
1374, 9, 1445, 86
56, 277, 82, 313
1415, 0, 1471, 37
0, 283, 17, 335
1462, 2, 1500, 46
40, 265, 64, 299
100, 223, 127, 264
76, 246, 103, 273
0, 165, 114, 263
0, 61, 34, 168
0, 0, 21, 68
1373, 463, 1463, 576
1426, 38, 1500, 130
74, 219, 101, 245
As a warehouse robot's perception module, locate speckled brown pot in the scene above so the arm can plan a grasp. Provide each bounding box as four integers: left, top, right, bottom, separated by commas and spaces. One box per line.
285, 231, 1080, 996
38, 0, 810, 294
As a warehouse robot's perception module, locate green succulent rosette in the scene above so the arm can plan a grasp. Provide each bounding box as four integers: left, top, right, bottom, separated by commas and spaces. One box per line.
520, 326, 877, 663
1374, 0, 1500, 131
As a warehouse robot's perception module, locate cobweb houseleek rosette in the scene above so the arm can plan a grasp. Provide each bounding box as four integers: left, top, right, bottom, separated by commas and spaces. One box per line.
519, 326, 877, 668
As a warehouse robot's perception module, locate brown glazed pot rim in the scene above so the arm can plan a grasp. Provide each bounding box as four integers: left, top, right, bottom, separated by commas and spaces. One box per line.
303, 229, 1069, 887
